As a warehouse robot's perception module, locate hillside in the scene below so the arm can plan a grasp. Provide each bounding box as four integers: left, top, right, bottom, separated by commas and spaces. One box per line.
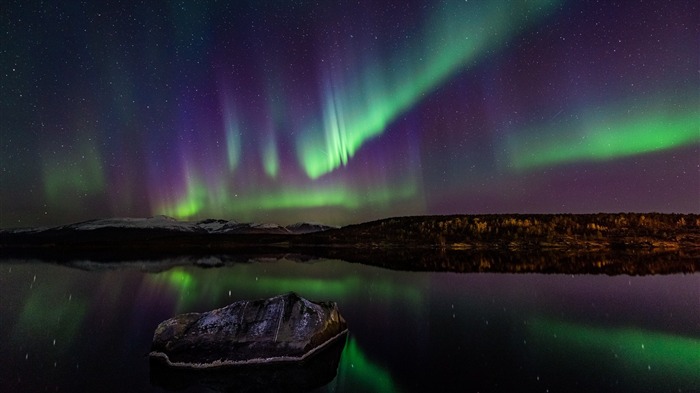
302, 213, 700, 252
2, 213, 698, 274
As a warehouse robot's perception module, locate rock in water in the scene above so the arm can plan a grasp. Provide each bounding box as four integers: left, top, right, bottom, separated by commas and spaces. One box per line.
149, 292, 348, 368
149, 336, 347, 392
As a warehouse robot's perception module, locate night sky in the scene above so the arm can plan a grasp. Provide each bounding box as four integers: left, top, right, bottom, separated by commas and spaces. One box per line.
1, 0, 698, 227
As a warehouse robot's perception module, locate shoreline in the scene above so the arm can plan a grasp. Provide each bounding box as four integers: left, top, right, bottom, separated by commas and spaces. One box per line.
2, 213, 698, 275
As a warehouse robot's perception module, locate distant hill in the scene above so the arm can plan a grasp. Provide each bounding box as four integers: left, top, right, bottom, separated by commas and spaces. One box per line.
1, 213, 698, 275
2, 216, 335, 235
301, 213, 700, 252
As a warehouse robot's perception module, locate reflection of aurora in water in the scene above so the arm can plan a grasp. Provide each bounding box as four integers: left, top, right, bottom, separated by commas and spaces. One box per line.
529, 318, 700, 386
1, 260, 698, 392
147, 260, 425, 313
329, 336, 400, 393
14, 280, 88, 355
146, 261, 407, 392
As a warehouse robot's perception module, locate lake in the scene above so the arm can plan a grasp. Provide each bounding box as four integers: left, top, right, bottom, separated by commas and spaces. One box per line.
1, 257, 698, 392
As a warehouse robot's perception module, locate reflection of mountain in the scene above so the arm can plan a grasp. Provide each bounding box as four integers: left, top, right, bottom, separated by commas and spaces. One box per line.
21, 250, 694, 275
1, 213, 698, 275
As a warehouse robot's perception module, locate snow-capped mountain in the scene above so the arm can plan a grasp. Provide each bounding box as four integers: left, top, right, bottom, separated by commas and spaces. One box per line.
285, 222, 337, 234
63, 216, 205, 232
195, 219, 240, 233
3, 216, 334, 235
244, 222, 291, 234
0, 226, 49, 234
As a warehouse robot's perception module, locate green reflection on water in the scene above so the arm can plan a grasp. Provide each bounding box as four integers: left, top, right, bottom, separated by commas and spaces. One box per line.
328, 336, 399, 393
150, 261, 424, 313
148, 263, 408, 392
530, 318, 700, 384
14, 287, 88, 353
165, 269, 194, 291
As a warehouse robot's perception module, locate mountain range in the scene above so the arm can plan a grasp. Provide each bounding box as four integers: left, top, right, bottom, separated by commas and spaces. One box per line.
1, 215, 336, 235
1, 213, 698, 275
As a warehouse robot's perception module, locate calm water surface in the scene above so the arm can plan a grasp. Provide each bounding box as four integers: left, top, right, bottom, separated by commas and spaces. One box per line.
1, 258, 698, 392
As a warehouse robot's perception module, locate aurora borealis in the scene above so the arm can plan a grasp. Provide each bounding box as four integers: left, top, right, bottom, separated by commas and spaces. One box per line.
1, 0, 698, 227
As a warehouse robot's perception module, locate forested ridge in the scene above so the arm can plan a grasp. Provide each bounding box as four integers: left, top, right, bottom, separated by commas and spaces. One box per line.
305, 213, 700, 252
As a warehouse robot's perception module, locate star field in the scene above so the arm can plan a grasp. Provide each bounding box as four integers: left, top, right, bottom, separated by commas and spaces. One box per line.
1, 0, 698, 227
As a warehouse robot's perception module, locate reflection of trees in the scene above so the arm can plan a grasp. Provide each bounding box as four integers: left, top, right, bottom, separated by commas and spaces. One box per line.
2, 213, 698, 275
307, 247, 698, 275
300, 212, 700, 275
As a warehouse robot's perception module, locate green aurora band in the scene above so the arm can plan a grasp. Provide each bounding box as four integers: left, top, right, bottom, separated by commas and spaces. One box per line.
297, 0, 562, 179
3, 0, 697, 228
507, 100, 700, 171
159, 175, 208, 219
157, 175, 418, 220
43, 139, 105, 207
223, 97, 242, 172
262, 136, 280, 179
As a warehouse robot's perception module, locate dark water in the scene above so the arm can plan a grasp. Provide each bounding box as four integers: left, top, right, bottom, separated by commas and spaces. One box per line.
1, 258, 698, 393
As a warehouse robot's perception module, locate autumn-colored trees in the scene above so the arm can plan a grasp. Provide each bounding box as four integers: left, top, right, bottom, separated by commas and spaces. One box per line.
318, 213, 699, 250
